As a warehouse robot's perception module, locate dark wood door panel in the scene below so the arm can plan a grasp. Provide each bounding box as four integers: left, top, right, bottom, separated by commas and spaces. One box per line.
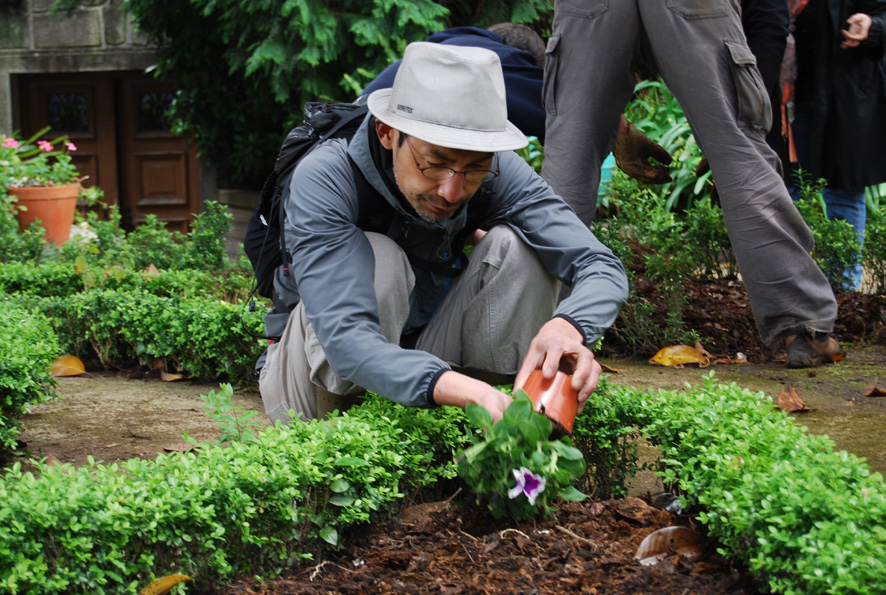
118, 76, 200, 233
19, 74, 117, 205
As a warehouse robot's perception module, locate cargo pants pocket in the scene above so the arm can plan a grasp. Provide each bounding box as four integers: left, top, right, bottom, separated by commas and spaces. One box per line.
725, 40, 771, 133
666, 0, 730, 19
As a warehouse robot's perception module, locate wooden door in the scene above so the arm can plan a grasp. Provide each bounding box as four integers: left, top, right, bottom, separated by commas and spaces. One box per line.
18, 72, 201, 232
20, 74, 119, 206
117, 75, 200, 233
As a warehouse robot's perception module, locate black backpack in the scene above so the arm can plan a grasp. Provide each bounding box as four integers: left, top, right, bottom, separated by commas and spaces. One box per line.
244, 101, 391, 300
244, 99, 496, 307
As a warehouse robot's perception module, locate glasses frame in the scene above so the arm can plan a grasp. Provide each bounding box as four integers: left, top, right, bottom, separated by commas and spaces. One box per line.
403, 135, 499, 184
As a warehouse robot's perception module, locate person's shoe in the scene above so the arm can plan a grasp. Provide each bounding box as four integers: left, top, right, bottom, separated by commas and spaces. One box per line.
784, 329, 840, 368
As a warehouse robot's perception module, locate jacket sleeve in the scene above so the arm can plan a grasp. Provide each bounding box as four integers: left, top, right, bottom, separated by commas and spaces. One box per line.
486, 152, 629, 345
285, 141, 448, 408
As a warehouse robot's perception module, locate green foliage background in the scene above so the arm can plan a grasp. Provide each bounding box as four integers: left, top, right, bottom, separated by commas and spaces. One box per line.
54, 0, 553, 188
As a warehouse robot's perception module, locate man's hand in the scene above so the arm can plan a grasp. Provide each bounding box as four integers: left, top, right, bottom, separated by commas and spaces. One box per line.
613, 117, 673, 185
842, 13, 872, 48
513, 317, 601, 414
433, 370, 513, 423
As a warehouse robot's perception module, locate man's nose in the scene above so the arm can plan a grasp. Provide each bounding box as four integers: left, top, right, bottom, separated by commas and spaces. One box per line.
436, 175, 467, 203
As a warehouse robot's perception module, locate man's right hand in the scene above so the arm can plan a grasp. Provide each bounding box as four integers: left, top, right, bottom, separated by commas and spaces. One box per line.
433, 370, 512, 423
613, 117, 673, 185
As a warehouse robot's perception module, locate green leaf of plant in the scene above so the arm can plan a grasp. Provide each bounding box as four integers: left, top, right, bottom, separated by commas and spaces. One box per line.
330, 479, 350, 493
319, 525, 338, 546
559, 486, 588, 502
334, 456, 368, 467
552, 442, 585, 461
517, 420, 539, 445
328, 494, 355, 507
505, 398, 532, 422
466, 402, 492, 430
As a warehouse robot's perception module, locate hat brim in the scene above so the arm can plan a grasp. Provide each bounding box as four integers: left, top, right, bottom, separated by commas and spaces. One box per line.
367, 89, 528, 152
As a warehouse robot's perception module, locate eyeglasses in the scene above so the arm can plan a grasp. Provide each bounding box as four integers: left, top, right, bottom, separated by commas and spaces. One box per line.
404, 136, 499, 183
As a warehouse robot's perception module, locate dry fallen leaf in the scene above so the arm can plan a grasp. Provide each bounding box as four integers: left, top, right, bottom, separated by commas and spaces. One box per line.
649, 345, 711, 368
50, 354, 86, 377
160, 370, 192, 382
635, 526, 705, 566
141, 263, 161, 279
599, 362, 620, 374
777, 385, 810, 412
862, 379, 886, 397
138, 574, 192, 595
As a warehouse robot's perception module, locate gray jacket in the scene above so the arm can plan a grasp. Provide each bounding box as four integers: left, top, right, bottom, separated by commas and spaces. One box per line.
265, 115, 628, 408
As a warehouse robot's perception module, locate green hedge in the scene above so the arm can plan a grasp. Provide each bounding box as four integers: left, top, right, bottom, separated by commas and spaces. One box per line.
0, 395, 469, 594
633, 375, 886, 594
2, 374, 883, 593
28, 289, 264, 382
0, 303, 58, 453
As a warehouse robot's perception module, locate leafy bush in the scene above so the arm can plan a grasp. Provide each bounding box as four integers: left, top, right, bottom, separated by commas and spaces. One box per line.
792, 176, 862, 291
62, 200, 234, 274
863, 217, 886, 294
637, 375, 886, 594
32, 289, 264, 381
571, 377, 645, 499
0, 304, 58, 454
0, 393, 467, 593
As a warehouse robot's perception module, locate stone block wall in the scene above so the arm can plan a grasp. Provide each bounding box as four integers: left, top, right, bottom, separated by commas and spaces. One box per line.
0, 0, 157, 133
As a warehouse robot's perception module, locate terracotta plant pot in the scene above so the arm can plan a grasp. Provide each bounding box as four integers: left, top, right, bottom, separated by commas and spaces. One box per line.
523, 369, 579, 438
8, 183, 79, 246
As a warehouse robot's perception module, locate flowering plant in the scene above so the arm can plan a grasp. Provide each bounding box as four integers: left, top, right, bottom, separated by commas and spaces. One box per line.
457, 390, 587, 520
1, 127, 80, 188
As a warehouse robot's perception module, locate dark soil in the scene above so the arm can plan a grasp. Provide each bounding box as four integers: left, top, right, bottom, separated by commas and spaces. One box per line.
221, 497, 753, 595
603, 275, 886, 364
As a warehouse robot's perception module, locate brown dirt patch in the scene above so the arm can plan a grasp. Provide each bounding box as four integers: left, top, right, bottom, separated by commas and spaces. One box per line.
221, 497, 753, 595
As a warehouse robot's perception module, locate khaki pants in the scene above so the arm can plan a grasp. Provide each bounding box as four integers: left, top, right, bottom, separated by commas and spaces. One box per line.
259, 226, 559, 422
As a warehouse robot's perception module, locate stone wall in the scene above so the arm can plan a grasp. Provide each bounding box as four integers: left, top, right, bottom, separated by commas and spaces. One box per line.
0, 0, 157, 133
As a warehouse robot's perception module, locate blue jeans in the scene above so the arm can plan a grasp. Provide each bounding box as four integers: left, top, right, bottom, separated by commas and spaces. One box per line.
789, 102, 866, 290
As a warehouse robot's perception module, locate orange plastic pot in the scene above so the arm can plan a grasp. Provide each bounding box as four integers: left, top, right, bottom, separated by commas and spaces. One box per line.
523, 369, 579, 437
8, 183, 79, 246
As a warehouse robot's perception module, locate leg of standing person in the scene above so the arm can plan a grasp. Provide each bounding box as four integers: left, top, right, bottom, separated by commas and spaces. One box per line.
823, 187, 866, 290
544, 0, 838, 364
635, 0, 836, 355
541, 1, 641, 227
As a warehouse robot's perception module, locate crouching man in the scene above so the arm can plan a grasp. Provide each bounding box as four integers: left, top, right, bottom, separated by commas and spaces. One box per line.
259, 42, 629, 423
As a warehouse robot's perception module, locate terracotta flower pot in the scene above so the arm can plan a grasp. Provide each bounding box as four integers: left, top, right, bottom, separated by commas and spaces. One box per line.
523, 369, 579, 438
8, 184, 79, 246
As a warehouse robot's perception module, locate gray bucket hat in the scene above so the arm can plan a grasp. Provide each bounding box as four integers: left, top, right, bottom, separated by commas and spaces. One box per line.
367, 42, 528, 152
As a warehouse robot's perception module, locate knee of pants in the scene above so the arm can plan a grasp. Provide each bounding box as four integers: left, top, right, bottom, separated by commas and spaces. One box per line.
477, 225, 551, 277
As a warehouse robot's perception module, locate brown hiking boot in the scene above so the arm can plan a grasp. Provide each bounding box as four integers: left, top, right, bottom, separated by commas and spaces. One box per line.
784, 329, 840, 368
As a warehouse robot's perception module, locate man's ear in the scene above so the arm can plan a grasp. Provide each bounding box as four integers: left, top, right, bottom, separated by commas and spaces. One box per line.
376, 120, 396, 150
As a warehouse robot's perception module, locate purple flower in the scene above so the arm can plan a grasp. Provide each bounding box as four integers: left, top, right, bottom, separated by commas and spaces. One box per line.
507, 467, 546, 505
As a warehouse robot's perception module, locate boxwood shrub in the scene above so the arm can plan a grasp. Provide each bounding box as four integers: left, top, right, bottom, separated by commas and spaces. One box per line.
0, 394, 468, 594
0, 303, 58, 453
632, 375, 886, 594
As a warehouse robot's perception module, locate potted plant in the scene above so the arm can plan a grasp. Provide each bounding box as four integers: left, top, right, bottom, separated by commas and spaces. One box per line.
1, 127, 81, 246
457, 391, 587, 520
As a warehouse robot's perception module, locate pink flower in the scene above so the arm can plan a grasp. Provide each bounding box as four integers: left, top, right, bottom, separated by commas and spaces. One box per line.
38, 140, 53, 152
507, 467, 546, 506
66, 142, 77, 152
2, 138, 18, 149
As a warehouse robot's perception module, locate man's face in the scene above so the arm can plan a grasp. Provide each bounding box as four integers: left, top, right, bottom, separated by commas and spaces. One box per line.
377, 122, 495, 223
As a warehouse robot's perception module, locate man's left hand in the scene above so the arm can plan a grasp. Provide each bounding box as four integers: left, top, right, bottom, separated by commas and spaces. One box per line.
513, 317, 601, 413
